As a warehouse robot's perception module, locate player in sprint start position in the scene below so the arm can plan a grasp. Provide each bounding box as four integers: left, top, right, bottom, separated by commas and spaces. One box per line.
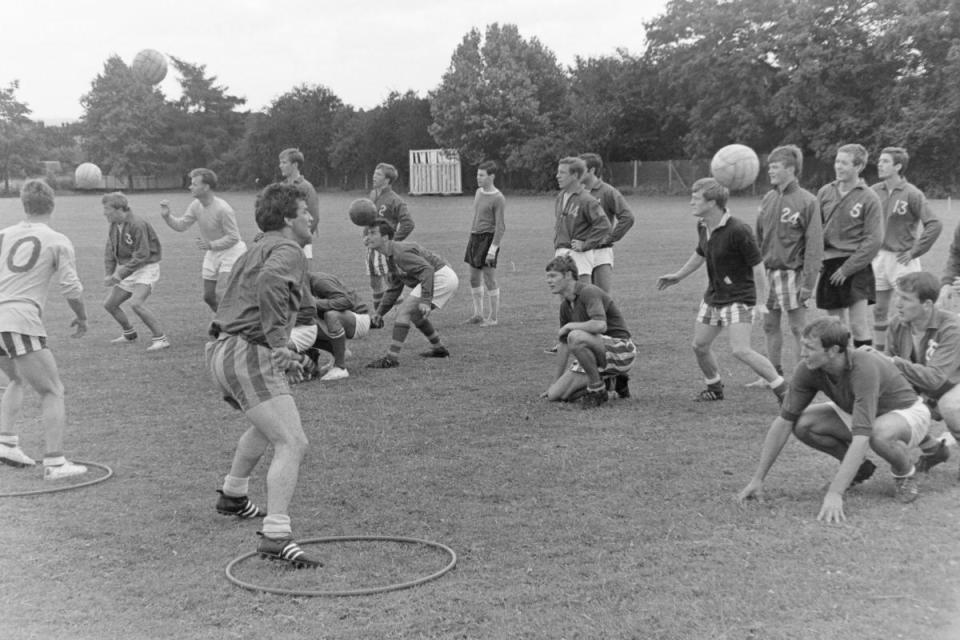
102, 192, 170, 351
160, 168, 247, 312
0, 180, 89, 479
206, 183, 320, 568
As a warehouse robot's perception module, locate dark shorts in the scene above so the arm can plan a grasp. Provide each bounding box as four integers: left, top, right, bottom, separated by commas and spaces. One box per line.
464, 232, 497, 269
816, 257, 875, 309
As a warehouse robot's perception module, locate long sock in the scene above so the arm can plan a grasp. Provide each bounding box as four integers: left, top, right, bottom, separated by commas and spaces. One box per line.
43, 455, 66, 466
223, 474, 250, 498
329, 332, 347, 368
488, 288, 500, 321
471, 286, 484, 317
262, 514, 292, 538
388, 321, 411, 358
372, 291, 383, 310
414, 318, 442, 346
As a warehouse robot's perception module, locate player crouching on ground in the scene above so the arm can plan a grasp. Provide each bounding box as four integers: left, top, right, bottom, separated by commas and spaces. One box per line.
287, 271, 376, 381
363, 218, 459, 368
738, 317, 931, 522
541, 255, 636, 408
205, 183, 320, 569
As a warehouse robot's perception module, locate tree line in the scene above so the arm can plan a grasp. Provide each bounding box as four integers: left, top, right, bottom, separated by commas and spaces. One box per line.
2, 0, 959, 194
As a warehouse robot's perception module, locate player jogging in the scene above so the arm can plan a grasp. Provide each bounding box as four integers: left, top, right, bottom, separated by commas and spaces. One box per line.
206, 182, 320, 569
870, 147, 941, 351
102, 192, 170, 351
464, 160, 505, 327
160, 168, 247, 312
0, 180, 89, 479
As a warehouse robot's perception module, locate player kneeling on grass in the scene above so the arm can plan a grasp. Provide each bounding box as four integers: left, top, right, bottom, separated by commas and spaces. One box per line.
287, 271, 377, 381
0, 180, 89, 480
737, 316, 931, 522
102, 192, 170, 352
205, 183, 320, 569
541, 255, 636, 409
363, 218, 459, 368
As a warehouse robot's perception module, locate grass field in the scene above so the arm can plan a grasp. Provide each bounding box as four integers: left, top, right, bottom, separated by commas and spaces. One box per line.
1, 189, 959, 640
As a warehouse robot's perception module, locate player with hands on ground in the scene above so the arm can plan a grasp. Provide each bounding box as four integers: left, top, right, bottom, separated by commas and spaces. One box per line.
0, 180, 89, 479
737, 317, 931, 522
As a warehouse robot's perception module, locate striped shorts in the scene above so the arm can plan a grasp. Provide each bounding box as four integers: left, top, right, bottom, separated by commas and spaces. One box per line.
569, 336, 637, 375
365, 247, 390, 277
0, 332, 47, 358
697, 301, 754, 326
205, 334, 290, 412
765, 268, 803, 311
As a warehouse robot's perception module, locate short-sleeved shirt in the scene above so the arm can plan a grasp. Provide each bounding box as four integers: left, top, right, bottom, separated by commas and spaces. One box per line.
781, 349, 918, 438
695, 213, 762, 306
559, 282, 631, 340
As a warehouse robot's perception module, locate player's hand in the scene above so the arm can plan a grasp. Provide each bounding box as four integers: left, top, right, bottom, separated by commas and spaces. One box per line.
571, 239, 584, 251
195, 237, 211, 250
816, 491, 846, 523
896, 251, 913, 265
656, 275, 680, 290
485, 252, 497, 267
104, 275, 120, 287
736, 480, 764, 505
418, 302, 432, 318
159, 200, 170, 215
70, 317, 87, 338
271, 347, 299, 371
754, 302, 769, 323
557, 324, 572, 340
798, 288, 812, 306
370, 312, 383, 328
539, 391, 549, 399
829, 270, 847, 286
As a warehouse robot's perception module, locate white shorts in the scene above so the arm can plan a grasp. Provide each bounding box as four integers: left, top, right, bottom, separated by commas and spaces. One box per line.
410, 265, 459, 310
593, 247, 614, 268
554, 248, 596, 277
303, 243, 314, 260
117, 263, 160, 292
201, 242, 247, 280
872, 249, 921, 291
352, 313, 371, 339
823, 398, 930, 449
288, 324, 317, 353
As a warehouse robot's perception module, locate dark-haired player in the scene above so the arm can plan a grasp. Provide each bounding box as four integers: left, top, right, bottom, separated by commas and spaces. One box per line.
366, 163, 415, 310
279, 148, 320, 260
464, 160, 505, 326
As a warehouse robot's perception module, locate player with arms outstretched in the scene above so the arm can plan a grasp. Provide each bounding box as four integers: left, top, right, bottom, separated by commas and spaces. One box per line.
0, 180, 89, 479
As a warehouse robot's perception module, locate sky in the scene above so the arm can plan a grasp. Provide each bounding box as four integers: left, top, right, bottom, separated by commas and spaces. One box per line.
2, 0, 669, 124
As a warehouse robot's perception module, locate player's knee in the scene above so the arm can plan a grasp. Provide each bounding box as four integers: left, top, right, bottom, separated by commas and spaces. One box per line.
692, 341, 710, 357
792, 418, 814, 441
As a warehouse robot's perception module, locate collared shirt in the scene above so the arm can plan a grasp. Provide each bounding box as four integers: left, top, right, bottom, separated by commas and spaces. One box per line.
695, 212, 762, 306
887, 307, 960, 399
756, 178, 822, 292
374, 240, 447, 314
559, 281, 631, 339
816, 179, 882, 277
105, 213, 162, 279
370, 186, 414, 241
553, 186, 610, 250
586, 179, 634, 247
872, 177, 941, 256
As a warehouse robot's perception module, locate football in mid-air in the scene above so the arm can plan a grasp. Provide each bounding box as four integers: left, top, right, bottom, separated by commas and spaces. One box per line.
348, 198, 379, 226
132, 49, 167, 85
74, 162, 103, 189
710, 144, 760, 191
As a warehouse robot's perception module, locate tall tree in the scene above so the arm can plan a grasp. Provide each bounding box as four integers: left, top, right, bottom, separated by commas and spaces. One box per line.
80, 55, 169, 188
0, 81, 40, 193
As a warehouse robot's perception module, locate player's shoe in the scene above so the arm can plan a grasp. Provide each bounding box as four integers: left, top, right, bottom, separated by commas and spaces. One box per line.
481, 318, 499, 327
695, 383, 724, 402
216, 490, 265, 519
43, 460, 88, 481
0, 444, 36, 468
320, 366, 349, 381
544, 344, 559, 354
613, 374, 630, 399
366, 355, 400, 369
146, 336, 171, 352
894, 473, 920, 503
420, 346, 450, 358
466, 315, 483, 325
579, 388, 609, 408
256, 532, 321, 569
915, 440, 950, 473
850, 459, 877, 487
111, 331, 138, 344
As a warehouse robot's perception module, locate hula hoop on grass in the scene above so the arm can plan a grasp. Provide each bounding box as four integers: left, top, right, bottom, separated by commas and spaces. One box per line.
0, 460, 113, 498
225, 534, 457, 597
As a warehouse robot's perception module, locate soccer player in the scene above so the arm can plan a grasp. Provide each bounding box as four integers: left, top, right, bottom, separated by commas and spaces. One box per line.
366, 163, 415, 310
363, 219, 458, 368
102, 192, 170, 352
751, 145, 822, 385
288, 271, 375, 381
881, 272, 960, 476
870, 147, 941, 351
553, 157, 611, 285
737, 317, 931, 520
541, 255, 636, 408
159, 168, 247, 312
279, 148, 320, 260
579, 153, 635, 294
206, 182, 320, 569
464, 160, 506, 326
815, 143, 882, 347
580, 153, 635, 397
0, 179, 89, 479
656, 177, 788, 403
